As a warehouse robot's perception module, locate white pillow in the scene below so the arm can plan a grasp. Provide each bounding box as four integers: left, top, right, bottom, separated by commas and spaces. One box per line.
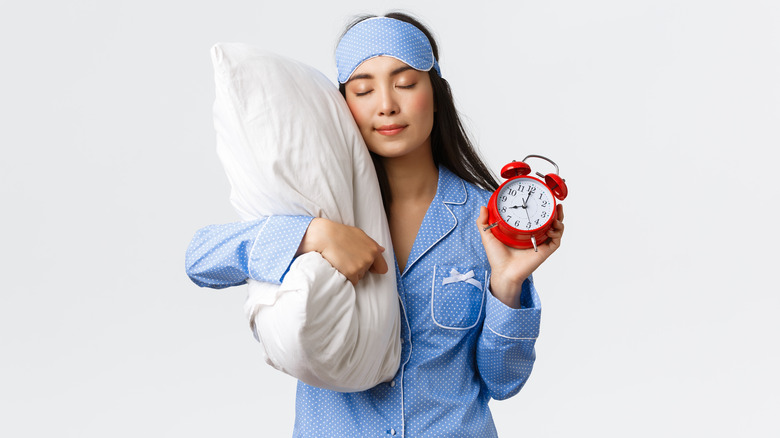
211, 43, 401, 392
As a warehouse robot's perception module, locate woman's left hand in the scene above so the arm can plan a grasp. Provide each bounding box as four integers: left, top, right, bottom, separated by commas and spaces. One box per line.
476, 204, 564, 308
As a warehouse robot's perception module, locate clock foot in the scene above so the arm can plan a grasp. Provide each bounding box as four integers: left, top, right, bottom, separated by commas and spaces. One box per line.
531, 236, 538, 252
483, 222, 499, 231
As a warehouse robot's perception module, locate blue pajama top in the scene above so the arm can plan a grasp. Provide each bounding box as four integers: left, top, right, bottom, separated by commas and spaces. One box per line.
186, 166, 542, 437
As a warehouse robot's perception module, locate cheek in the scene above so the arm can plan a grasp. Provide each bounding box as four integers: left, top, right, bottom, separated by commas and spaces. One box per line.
409, 92, 434, 114
346, 100, 372, 133
408, 90, 435, 126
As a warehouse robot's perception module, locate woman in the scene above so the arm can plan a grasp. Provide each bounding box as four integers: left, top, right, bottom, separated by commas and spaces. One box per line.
187, 12, 564, 437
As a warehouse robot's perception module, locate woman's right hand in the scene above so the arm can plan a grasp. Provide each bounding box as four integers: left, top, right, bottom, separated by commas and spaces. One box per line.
296, 218, 388, 285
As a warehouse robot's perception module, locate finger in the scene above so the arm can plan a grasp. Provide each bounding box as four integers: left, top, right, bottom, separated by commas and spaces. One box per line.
476, 206, 497, 233
550, 219, 564, 232
476, 207, 494, 238
476, 205, 488, 228
369, 250, 389, 274
477, 206, 509, 257
547, 223, 564, 239
547, 228, 563, 237
557, 203, 564, 222
547, 230, 563, 240
546, 220, 564, 250
548, 224, 563, 236
544, 237, 561, 254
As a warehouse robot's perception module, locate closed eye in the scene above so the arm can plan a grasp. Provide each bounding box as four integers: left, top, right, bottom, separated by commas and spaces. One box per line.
355, 90, 372, 97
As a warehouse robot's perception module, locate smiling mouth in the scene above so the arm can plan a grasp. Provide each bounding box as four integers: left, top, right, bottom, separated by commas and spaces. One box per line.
375, 125, 406, 136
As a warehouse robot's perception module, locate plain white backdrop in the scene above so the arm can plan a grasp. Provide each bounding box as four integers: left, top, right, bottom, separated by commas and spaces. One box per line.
1, 0, 778, 436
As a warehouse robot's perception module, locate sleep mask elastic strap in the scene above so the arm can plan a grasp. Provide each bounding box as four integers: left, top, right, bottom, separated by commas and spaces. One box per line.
335, 16, 442, 84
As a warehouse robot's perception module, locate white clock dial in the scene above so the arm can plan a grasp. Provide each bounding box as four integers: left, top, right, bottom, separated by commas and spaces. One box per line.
496, 178, 555, 231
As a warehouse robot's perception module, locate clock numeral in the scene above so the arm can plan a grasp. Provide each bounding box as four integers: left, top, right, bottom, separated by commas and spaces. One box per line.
541, 211, 547, 218
500, 206, 506, 213
501, 195, 507, 202
528, 187, 536, 196
508, 189, 517, 196
514, 220, 521, 228
519, 185, 526, 192
541, 200, 548, 207
539, 192, 544, 200
526, 221, 532, 229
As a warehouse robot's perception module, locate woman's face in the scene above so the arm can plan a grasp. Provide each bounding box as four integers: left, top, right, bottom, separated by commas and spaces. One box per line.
343, 56, 435, 159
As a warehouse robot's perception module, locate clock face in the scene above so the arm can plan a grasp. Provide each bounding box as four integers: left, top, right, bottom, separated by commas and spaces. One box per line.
496, 177, 555, 231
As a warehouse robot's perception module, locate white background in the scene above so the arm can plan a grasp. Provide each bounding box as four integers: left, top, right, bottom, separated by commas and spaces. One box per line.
2, 0, 778, 436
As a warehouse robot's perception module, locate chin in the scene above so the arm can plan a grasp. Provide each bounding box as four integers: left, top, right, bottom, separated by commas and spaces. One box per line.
367, 139, 427, 159
367, 147, 405, 159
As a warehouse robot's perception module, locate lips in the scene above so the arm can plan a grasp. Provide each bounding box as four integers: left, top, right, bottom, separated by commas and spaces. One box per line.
375, 124, 407, 136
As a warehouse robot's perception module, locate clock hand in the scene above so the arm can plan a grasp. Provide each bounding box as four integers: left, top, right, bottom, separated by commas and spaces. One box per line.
522, 204, 538, 252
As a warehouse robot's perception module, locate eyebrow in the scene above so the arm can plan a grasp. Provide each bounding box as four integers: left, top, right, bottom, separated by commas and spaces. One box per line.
346, 65, 416, 84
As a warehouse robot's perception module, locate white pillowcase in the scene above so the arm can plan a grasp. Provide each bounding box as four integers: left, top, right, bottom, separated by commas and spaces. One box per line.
211, 43, 401, 392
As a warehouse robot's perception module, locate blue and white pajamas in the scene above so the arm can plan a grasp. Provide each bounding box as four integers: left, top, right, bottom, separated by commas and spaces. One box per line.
186, 166, 541, 437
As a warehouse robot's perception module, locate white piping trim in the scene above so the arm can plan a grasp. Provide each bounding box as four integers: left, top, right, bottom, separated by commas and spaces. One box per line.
401, 171, 466, 277
443, 178, 468, 206
397, 292, 412, 438
402, 202, 457, 277
484, 323, 538, 340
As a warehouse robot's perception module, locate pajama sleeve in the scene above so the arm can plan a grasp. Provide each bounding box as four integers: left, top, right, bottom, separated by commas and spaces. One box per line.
476, 276, 541, 400
185, 215, 313, 289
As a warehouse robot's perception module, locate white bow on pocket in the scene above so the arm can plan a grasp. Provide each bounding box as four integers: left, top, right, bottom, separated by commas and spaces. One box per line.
442, 269, 482, 289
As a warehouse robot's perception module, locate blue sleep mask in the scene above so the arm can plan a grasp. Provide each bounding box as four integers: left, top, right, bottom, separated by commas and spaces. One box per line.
335, 16, 442, 84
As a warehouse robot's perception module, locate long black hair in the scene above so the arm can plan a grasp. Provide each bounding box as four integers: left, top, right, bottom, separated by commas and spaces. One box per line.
338, 12, 499, 215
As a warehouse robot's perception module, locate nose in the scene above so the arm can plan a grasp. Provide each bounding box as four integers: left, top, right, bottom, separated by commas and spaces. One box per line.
378, 87, 399, 116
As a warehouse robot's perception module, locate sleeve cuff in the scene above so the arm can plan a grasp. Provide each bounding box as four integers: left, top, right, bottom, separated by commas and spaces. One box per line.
247, 215, 313, 284
484, 277, 541, 339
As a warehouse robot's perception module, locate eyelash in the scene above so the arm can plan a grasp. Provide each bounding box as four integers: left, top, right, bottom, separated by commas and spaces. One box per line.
353, 83, 417, 97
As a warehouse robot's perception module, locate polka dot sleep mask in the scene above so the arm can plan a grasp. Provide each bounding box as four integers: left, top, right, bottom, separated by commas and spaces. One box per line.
335, 16, 442, 84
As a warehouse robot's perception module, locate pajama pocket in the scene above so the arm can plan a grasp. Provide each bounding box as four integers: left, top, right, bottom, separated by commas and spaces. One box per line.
430, 265, 487, 330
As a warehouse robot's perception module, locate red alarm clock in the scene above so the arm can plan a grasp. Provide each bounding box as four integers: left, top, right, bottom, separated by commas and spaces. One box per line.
485, 155, 568, 251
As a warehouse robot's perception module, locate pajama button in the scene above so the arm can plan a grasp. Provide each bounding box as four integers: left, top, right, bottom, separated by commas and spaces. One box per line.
390, 429, 396, 435
390, 380, 396, 387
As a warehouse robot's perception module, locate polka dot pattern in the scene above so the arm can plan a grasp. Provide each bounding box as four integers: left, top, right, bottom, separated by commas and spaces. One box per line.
184, 168, 542, 436
431, 265, 487, 329
185, 215, 312, 288
248, 215, 313, 282
335, 16, 442, 84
